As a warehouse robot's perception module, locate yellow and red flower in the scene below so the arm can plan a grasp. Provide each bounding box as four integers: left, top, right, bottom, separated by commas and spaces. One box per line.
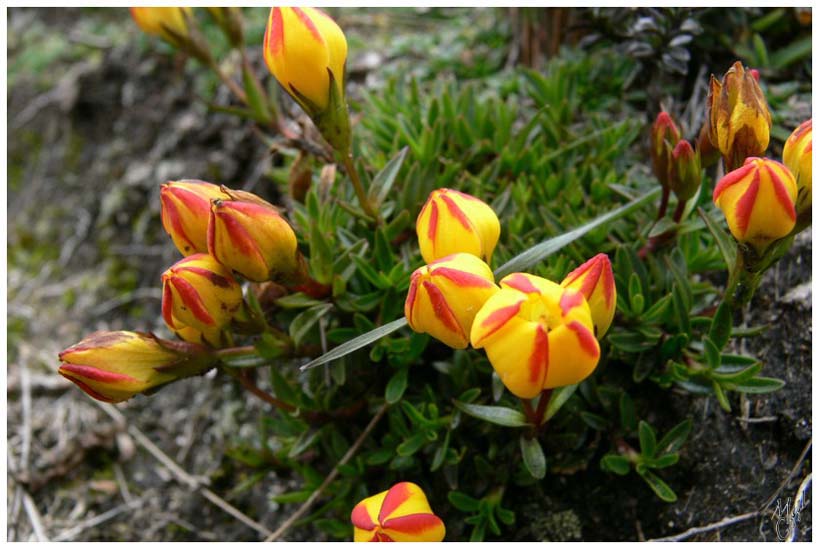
560, 253, 616, 338
405, 253, 499, 349
707, 61, 772, 171
208, 198, 301, 283
713, 157, 797, 251
58, 331, 213, 403
782, 119, 812, 215
160, 180, 230, 256
161, 253, 243, 344
263, 7, 347, 114
130, 7, 191, 46
416, 188, 501, 265
471, 273, 600, 399
351, 482, 445, 542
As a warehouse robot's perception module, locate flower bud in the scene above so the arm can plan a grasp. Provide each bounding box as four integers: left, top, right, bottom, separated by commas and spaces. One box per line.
668, 140, 702, 202
130, 7, 192, 47
696, 121, 721, 169
263, 7, 350, 151
160, 180, 230, 256
708, 61, 772, 171
405, 253, 499, 349
471, 273, 600, 399
161, 253, 243, 343
650, 112, 681, 188
416, 188, 501, 265
560, 253, 616, 338
58, 331, 214, 403
351, 482, 445, 542
783, 119, 812, 215
713, 157, 797, 251
208, 198, 301, 283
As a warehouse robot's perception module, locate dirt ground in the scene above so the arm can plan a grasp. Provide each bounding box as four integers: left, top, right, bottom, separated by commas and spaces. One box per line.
7, 7, 812, 542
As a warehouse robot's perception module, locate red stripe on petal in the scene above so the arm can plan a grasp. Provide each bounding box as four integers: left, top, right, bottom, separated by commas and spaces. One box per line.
427, 200, 439, 241
405, 275, 421, 326
291, 7, 323, 43
372, 532, 393, 542
162, 281, 176, 328
713, 161, 756, 202
170, 277, 215, 326
382, 513, 445, 535
350, 502, 377, 531
567, 321, 599, 358
378, 482, 412, 524
562, 254, 606, 298
430, 267, 494, 288
59, 373, 116, 402
213, 208, 268, 269
734, 170, 760, 235
475, 301, 523, 345
59, 364, 139, 384
766, 165, 797, 221
266, 8, 283, 56
448, 188, 482, 202
503, 273, 540, 294
180, 266, 232, 289
160, 191, 197, 254
439, 193, 473, 231
600, 258, 615, 307
559, 289, 585, 316
422, 281, 464, 337
530, 325, 549, 385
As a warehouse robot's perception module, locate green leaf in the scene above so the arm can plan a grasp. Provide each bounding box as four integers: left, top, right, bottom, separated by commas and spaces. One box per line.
385, 366, 409, 404
731, 376, 785, 394
703, 336, 721, 370
300, 318, 408, 370
698, 207, 737, 269
619, 392, 638, 432
638, 421, 657, 457
453, 400, 531, 427
544, 384, 579, 421
495, 187, 660, 278
289, 303, 333, 348
628, 272, 645, 314
713, 381, 731, 411
709, 301, 733, 351
272, 490, 313, 504
639, 469, 677, 502
275, 292, 327, 309
371, 146, 409, 205
242, 62, 271, 122
580, 411, 609, 431
657, 419, 692, 454
220, 353, 270, 369
430, 430, 450, 472
289, 429, 321, 458
770, 36, 812, 69
671, 283, 691, 336
520, 436, 546, 479
448, 490, 480, 512
647, 452, 679, 469
600, 453, 631, 475
711, 362, 762, 383
397, 432, 427, 456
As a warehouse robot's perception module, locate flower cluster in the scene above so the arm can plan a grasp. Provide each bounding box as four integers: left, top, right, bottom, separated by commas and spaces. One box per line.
59, 179, 308, 402
405, 188, 616, 399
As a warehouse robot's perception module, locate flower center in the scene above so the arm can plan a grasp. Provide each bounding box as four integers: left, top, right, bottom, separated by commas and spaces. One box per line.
518, 294, 559, 330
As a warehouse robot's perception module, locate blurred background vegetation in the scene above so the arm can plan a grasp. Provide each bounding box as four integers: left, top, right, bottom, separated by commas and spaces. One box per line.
7, 6, 811, 542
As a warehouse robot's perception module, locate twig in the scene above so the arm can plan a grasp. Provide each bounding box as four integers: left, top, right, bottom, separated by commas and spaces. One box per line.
647, 511, 760, 542
735, 415, 778, 424
264, 402, 389, 542
94, 401, 274, 538
22, 491, 50, 541
52, 496, 147, 541
761, 438, 812, 511
786, 473, 811, 542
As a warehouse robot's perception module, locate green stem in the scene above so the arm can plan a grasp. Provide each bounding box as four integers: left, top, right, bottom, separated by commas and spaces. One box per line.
342, 154, 380, 224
